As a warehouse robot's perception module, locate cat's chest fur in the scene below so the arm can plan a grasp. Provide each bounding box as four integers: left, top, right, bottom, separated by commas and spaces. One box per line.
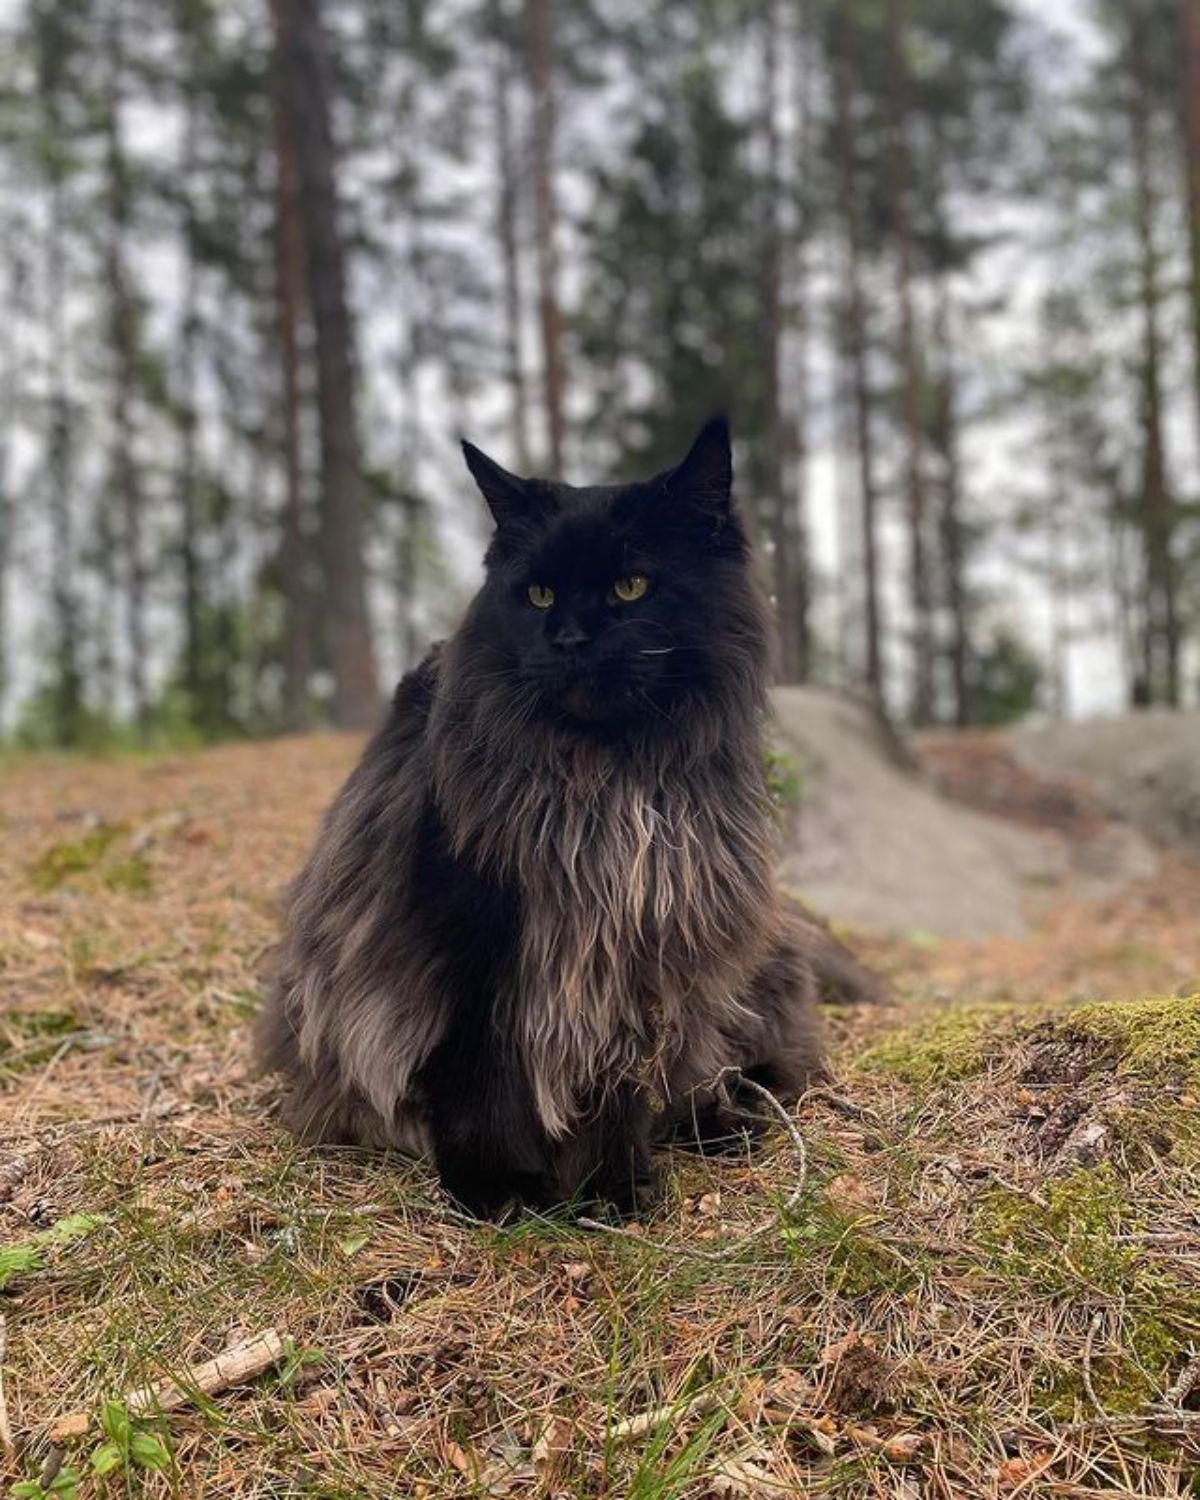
441, 746, 775, 1137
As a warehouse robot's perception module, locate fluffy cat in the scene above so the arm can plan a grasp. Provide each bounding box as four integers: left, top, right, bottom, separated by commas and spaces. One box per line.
258, 419, 861, 1216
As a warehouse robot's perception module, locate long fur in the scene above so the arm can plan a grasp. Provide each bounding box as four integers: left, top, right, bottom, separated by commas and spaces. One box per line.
258, 424, 849, 1214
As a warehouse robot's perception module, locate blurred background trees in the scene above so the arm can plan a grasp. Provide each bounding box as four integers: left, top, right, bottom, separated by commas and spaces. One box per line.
0, 0, 1196, 745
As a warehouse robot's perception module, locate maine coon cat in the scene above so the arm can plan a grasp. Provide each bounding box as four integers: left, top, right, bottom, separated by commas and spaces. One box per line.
258, 419, 860, 1216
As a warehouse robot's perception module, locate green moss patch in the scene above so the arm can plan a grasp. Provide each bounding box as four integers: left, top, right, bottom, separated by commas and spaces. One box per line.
1052, 992, 1200, 1090
855, 1005, 1022, 1085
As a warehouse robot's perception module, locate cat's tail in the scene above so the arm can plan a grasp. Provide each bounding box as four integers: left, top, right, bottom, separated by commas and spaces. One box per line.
784, 894, 889, 1007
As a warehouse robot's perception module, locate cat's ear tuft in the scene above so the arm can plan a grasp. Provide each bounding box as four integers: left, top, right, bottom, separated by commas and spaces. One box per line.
664, 417, 732, 518
461, 440, 531, 527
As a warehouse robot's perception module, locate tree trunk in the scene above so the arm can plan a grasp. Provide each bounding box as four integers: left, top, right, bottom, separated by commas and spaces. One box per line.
493, 0, 531, 472
931, 278, 969, 727
47, 188, 83, 744
832, 38, 885, 706
0, 316, 11, 737
761, 0, 797, 682
886, 0, 933, 724
526, 0, 566, 473
1181, 0, 1200, 448
270, 0, 313, 731
104, 0, 150, 739
1129, 14, 1179, 706
281, 0, 380, 727
177, 83, 205, 728
789, 3, 814, 683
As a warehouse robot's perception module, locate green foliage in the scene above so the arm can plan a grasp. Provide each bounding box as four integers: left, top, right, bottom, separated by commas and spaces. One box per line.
964, 627, 1043, 727
11, 1467, 83, 1500
279, 1336, 324, 1390
0, 1214, 105, 1291
763, 748, 804, 812
89, 1400, 172, 1481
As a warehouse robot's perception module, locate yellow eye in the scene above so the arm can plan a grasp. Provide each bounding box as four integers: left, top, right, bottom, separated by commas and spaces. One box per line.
527, 583, 555, 609
612, 574, 649, 603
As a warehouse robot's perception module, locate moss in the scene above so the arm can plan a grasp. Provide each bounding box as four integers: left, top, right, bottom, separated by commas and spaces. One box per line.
855, 1006, 1019, 1086
1034, 1307, 1195, 1419
976, 1168, 1136, 1295
1055, 992, 1200, 1090
102, 854, 153, 894
27, 822, 127, 893
1, 1009, 80, 1048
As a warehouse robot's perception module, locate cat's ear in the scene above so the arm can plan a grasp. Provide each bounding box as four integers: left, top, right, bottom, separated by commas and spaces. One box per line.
461, 440, 533, 527
663, 417, 733, 520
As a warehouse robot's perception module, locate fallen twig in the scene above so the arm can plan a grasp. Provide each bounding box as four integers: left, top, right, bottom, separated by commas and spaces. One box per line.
0, 1313, 14, 1456
1161, 1349, 1200, 1410
608, 1390, 723, 1444
1081, 1310, 1105, 1417
49, 1328, 287, 1440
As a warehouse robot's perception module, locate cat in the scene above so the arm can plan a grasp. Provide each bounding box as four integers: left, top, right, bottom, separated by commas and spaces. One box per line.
258, 418, 867, 1217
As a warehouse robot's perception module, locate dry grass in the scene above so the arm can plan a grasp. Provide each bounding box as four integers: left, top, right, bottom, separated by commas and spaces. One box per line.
1, 736, 1198, 1498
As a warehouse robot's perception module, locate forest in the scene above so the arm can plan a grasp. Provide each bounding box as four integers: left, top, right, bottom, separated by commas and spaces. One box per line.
0, 0, 1198, 745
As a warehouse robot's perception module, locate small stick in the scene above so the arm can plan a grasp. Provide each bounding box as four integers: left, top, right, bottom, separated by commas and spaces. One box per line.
1161, 1349, 1200, 1411
0, 1313, 14, 1456
49, 1329, 287, 1440
609, 1390, 723, 1444
1081, 1310, 1105, 1417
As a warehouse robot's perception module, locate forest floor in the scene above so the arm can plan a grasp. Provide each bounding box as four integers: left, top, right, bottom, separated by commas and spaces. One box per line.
0, 733, 1198, 1499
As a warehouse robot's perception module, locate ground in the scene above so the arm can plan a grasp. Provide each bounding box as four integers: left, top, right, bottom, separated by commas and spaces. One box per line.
0, 734, 1197, 1499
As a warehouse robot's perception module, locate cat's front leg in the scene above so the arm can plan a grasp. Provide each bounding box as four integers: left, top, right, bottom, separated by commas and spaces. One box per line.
554, 1086, 657, 1216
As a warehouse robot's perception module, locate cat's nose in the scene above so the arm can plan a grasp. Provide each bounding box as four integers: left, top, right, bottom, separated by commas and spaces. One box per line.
551, 623, 590, 650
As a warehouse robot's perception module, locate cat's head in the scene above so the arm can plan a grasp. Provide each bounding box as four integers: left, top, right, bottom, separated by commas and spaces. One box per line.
458, 419, 769, 736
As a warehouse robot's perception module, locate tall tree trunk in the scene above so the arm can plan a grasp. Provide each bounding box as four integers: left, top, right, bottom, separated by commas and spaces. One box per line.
526, 0, 566, 473
761, 0, 797, 682
36, 16, 84, 745
832, 39, 884, 706
0, 315, 11, 738
789, 4, 814, 683
280, 0, 379, 727
104, 0, 150, 738
47, 182, 83, 744
1181, 0, 1200, 448
493, 0, 531, 472
931, 278, 969, 727
886, 0, 933, 723
177, 84, 205, 727
1129, 15, 1179, 706
270, 0, 313, 731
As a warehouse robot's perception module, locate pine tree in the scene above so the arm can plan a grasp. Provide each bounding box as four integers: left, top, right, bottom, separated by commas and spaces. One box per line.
278, 0, 379, 726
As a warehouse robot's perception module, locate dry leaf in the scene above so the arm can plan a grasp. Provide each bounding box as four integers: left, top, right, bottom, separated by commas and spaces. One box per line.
442, 1440, 473, 1475
995, 1452, 1052, 1488
531, 1415, 573, 1473
827, 1173, 875, 1208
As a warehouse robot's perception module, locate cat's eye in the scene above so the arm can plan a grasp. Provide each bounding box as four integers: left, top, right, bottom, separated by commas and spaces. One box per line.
612, 574, 649, 603
527, 583, 555, 610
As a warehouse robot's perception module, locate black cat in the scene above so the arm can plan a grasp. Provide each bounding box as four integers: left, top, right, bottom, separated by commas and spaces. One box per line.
258, 419, 863, 1216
